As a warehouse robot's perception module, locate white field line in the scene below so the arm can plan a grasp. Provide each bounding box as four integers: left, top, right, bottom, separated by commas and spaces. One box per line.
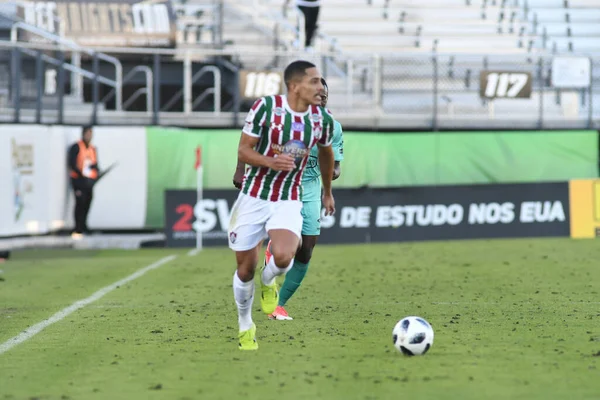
187, 248, 200, 256
0, 254, 177, 355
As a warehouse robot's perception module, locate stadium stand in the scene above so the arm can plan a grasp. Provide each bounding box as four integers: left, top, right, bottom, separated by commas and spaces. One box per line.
316, 0, 523, 54
0, 0, 599, 128
524, 0, 600, 53
196, 0, 593, 126
0, 2, 113, 119
275, 0, 600, 55
210, 0, 600, 61
173, 0, 224, 48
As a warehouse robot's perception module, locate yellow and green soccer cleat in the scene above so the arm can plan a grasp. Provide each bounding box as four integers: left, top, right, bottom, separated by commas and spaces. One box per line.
238, 323, 258, 351
259, 263, 279, 315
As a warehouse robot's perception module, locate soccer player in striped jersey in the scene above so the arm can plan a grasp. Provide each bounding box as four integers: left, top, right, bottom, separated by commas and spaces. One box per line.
229, 60, 336, 351
264, 78, 344, 321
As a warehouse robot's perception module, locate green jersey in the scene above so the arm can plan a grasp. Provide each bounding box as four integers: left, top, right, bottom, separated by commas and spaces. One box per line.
240, 95, 334, 201
302, 119, 344, 183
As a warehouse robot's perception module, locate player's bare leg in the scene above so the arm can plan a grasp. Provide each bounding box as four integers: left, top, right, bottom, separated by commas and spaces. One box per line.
268, 234, 317, 320
259, 229, 300, 315
235, 245, 260, 281
296, 235, 318, 264
233, 243, 261, 350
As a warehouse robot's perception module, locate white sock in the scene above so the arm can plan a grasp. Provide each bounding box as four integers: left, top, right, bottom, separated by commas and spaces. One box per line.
262, 255, 294, 286
232, 271, 254, 331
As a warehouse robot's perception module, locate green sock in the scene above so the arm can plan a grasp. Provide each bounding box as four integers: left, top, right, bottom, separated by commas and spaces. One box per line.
278, 260, 309, 307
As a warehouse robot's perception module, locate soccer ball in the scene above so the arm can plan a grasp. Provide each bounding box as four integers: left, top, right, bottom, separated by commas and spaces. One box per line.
392, 316, 434, 356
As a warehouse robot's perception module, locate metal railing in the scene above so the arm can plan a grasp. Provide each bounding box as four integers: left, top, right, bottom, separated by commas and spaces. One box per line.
8, 20, 124, 110
102, 66, 153, 115
1, 8, 157, 116
162, 62, 221, 114
1, 40, 600, 130
0, 41, 232, 126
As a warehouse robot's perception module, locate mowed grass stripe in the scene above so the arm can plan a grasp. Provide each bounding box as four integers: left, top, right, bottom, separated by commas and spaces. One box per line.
0, 240, 598, 400
0, 254, 177, 355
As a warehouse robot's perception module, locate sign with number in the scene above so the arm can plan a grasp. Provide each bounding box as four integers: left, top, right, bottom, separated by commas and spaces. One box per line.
479, 71, 533, 99
239, 70, 283, 100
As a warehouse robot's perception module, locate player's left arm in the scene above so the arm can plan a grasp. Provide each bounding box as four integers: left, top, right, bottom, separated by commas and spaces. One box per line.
318, 116, 336, 215
233, 159, 245, 189
331, 120, 344, 180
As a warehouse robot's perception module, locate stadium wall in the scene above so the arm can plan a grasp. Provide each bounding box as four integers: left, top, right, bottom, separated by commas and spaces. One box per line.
146, 128, 598, 227
1, 125, 598, 239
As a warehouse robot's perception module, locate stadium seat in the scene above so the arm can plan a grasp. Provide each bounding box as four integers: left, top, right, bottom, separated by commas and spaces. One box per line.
538, 23, 600, 37
524, 9, 600, 23
523, 0, 600, 53
524, 0, 599, 7
173, 0, 225, 47
312, 1, 524, 54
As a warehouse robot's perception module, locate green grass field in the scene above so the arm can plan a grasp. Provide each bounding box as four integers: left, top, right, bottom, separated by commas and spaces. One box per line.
0, 238, 599, 400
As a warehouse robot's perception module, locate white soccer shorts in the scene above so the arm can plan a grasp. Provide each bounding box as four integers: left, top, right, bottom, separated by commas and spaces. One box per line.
227, 192, 303, 251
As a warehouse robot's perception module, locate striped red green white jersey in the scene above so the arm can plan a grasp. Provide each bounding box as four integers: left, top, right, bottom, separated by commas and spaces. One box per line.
241, 94, 334, 201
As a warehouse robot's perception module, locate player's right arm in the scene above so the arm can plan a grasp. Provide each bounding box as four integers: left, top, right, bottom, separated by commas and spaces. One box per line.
232, 159, 245, 189
237, 98, 295, 172
318, 113, 336, 216
238, 135, 295, 172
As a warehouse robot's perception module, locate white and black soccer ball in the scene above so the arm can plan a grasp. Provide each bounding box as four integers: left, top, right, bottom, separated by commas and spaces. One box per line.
392, 316, 434, 356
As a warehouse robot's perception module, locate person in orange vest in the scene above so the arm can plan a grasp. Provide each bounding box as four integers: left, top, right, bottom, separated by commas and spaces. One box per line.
68, 125, 99, 239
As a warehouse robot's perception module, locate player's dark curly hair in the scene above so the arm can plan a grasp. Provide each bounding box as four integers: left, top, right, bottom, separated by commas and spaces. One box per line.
321, 78, 328, 91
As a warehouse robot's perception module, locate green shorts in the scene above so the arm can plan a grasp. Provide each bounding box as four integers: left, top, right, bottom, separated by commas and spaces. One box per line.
301, 177, 321, 236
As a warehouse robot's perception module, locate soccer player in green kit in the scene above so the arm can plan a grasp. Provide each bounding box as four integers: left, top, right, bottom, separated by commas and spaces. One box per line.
234, 77, 344, 321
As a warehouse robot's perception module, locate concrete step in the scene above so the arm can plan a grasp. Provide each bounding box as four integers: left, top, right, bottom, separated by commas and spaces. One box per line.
18, 95, 106, 112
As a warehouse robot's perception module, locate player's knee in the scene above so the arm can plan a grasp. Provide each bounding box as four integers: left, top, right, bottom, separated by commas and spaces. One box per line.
295, 246, 312, 264
236, 260, 255, 281
272, 249, 295, 269
295, 236, 317, 264
237, 267, 254, 281
236, 249, 259, 281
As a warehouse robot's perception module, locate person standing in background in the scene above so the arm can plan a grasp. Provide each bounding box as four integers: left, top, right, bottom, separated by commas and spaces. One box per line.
285, 0, 321, 51
68, 126, 98, 239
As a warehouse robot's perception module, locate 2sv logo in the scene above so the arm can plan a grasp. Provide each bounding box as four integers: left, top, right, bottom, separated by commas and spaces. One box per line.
172, 199, 231, 233
481, 71, 532, 99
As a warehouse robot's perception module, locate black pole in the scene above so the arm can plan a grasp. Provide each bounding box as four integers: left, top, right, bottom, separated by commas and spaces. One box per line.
57, 51, 65, 125
35, 50, 43, 124
588, 73, 593, 130
153, 53, 161, 125
12, 47, 21, 123
537, 57, 544, 130
92, 52, 99, 125
432, 54, 438, 131
233, 68, 240, 127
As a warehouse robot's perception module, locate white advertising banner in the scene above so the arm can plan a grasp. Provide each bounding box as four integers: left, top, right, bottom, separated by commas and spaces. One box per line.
0, 125, 148, 237
63, 126, 148, 230
0, 125, 60, 236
